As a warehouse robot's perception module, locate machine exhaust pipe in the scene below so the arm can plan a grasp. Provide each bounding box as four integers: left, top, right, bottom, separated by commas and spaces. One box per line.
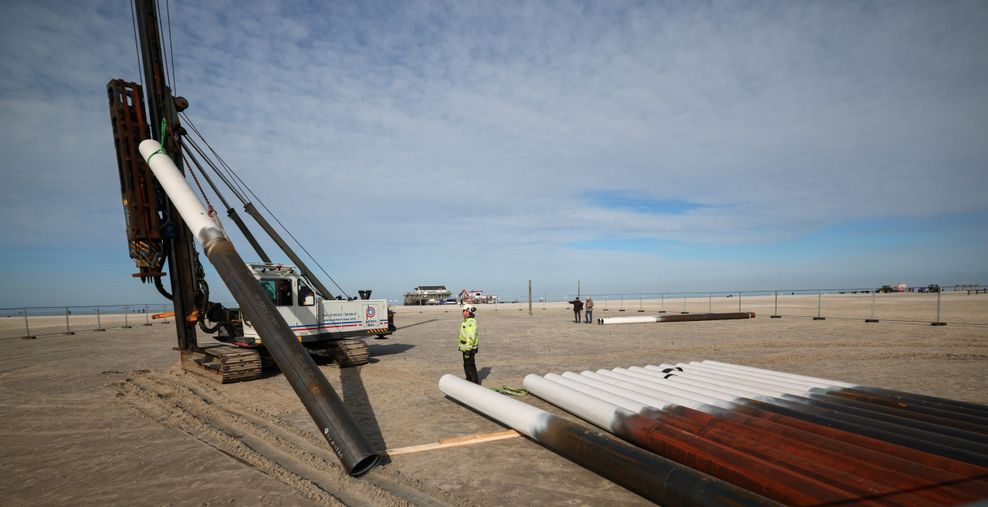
140, 140, 379, 476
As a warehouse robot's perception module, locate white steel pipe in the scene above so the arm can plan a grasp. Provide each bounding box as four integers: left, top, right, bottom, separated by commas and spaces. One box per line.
701, 360, 854, 388
625, 367, 749, 405
440, 375, 782, 506
641, 363, 781, 397
684, 362, 820, 391
689, 361, 822, 388
599, 315, 658, 325
555, 372, 685, 410
584, 371, 718, 408
439, 374, 548, 435
541, 374, 648, 413
669, 365, 797, 397
661, 373, 769, 400
140, 140, 225, 245
523, 374, 633, 430
562, 371, 721, 408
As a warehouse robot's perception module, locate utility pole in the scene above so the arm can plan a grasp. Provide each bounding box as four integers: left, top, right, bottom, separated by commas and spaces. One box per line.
528, 280, 533, 316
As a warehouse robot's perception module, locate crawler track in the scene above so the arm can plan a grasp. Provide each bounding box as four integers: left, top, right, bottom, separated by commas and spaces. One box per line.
180, 345, 263, 383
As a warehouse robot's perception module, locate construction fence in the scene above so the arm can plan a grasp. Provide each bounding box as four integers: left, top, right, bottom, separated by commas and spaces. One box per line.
0, 304, 174, 340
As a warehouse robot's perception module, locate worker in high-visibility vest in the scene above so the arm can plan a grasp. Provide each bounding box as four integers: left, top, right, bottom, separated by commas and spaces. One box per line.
458, 304, 480, 384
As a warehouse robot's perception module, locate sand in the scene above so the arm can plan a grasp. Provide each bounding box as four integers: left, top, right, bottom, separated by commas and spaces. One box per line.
1, 292, 986, 505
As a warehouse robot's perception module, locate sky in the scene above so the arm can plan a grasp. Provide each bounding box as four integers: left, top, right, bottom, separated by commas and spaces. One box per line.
1, 0, 986, 308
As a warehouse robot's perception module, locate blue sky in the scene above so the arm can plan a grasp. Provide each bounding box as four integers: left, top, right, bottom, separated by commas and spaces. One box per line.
1, 0, 986, 307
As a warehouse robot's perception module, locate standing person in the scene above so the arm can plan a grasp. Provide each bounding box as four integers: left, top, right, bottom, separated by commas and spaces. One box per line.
584, 296, 594, 323
458, 304, 480, 384
568, 297, 584, 323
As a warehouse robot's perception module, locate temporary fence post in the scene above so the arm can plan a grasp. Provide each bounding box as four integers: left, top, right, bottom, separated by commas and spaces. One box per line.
771, 290, 781, 318
619, 294, 625, 312
659, 293, 665, 313
603, 295, 608, 312
123, 305, 132, 328
22, 308, 35, 339
95, 305, 106, 331
738, 291, 742, 312
638, 294, 644, 312
681, 293, 688, 314
813, 290, 826, 320
708, 293, 712, 313
866, 290, 879, 323
64, 306, 75, 335
144, 304, 152, 326
931, 285, 946, 326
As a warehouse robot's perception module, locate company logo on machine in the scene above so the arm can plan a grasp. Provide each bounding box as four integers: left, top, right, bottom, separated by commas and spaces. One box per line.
364, 305, 377, 320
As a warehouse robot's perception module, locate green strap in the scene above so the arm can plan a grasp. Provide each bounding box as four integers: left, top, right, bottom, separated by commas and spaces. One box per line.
491, 386, 528, 397
144, 118, 170, 165
144, 147, 168, 165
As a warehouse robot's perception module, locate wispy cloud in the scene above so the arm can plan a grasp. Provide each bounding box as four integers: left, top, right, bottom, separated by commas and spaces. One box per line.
0, 0, 986, 305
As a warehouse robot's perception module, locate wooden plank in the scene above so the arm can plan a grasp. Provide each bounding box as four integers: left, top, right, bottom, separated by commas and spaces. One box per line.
386, 430, 521, 456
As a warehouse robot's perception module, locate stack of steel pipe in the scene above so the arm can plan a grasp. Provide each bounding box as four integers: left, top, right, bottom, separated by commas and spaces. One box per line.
523, 361, 988, 506
598, 312, 755, 325
438, 375, 780, 506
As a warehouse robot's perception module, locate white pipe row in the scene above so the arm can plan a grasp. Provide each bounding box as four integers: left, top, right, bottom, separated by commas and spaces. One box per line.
700, 360, 855, 388
523, 360, 852, 437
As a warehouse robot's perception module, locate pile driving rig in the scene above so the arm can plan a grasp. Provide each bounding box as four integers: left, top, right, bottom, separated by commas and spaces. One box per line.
108, 1, 393, 385
106, 0, 388, 476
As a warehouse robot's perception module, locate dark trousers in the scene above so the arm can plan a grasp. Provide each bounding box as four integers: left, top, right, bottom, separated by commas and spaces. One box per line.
573, 310, 582, 322
462, 350, 480, 384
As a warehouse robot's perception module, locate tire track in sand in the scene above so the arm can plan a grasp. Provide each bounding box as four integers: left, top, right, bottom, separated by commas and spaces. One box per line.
111, 368, 460, 507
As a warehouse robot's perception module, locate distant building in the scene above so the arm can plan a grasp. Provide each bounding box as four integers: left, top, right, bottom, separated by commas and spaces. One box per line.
403, 285, 452, 306
458, 289, 498, 304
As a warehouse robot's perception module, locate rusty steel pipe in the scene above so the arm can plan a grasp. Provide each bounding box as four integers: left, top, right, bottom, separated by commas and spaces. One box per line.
806, 391, 988, 435
845, 386, 988, 418
654, 368, 988, 460
696, 362, 988, 434
669, 365, 988, 442
702, 361, 988, 416
744, 397, 988, 468
723, 402, 988, 478
778, 393, 988, 448
561, 369, 988, 504
614, 366, 988, 483
440, 375, 779, 506
631, 364, 988, 469
525, 376, 879, 506
822, 388, 988, 427
658, 405, 983, 506
705, 404, 988, 502
691, 362, 988, 428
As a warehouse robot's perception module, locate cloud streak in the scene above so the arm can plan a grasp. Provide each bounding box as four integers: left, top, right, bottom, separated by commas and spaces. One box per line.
0, 0, 986, 306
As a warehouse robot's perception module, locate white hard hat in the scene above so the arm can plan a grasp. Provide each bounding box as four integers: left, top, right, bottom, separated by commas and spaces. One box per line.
462, 304, 477, 313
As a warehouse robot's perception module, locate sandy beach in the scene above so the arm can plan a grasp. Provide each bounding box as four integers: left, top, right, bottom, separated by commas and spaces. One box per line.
1, 292, 986, 505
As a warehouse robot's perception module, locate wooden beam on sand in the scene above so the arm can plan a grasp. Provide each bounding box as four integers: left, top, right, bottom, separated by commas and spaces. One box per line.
386, 430, 521, 456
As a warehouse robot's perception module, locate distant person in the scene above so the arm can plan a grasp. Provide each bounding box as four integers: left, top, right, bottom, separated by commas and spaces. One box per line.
584, 297, 594, 323
569, 297, 584, 323
458, 304, 480, 384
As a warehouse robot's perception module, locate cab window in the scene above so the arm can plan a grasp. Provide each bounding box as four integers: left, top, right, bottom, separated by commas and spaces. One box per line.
298, 280, 316, 306
261, 279, 294, 306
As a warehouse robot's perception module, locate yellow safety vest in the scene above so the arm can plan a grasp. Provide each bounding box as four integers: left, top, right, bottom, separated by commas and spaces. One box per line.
458, 317, 478, 352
